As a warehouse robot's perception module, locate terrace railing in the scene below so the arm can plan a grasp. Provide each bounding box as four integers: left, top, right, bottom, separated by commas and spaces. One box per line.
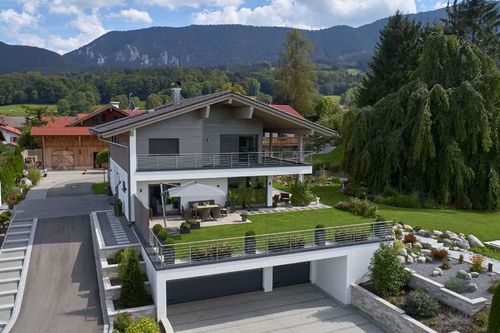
145, 221, 393, 270
136, 151, 312, 171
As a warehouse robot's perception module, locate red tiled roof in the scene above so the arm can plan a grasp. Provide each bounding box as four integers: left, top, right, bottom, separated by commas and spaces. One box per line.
0, 125, 21, 135
123, 109, 145, 116
270, 104, 304, 119
42, 116, 75, 128
31, 126, 92, 136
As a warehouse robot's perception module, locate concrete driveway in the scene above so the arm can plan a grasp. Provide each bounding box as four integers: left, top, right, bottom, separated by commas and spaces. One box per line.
9, 171, 105, 333
168, 284, 385, 333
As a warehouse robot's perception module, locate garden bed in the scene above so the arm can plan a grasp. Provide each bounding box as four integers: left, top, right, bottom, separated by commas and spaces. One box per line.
406, 258, 498, 301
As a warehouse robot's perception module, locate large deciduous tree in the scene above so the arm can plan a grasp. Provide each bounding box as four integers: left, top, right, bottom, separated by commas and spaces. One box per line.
275, 29, 318, 117
343, 33, 500, 210
356, 11, 425, 107
443, 0, 499, 62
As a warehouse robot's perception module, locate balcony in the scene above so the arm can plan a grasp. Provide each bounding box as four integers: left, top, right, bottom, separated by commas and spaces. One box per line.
145, 222, 393, 270
136, 151, 312, 171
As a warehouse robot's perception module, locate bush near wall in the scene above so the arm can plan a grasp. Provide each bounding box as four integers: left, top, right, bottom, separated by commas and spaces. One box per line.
0, 148, 23, 201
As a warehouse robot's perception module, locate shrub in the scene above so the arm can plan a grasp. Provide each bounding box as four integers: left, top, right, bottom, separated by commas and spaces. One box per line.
152, 224, 163, 235
318, 169, 328, 186
124, 317, 159, 333
488, 280, 500, 294
113, 249, 126, 265
444, 278, 466, 293
245, 230, 255, 237
5, 189, 21, 205
393, 240, 405, 251
404, 234, 417, 244
27, 168, 41, 186
488, 284, 500, 333
431, 248, 449, 261
119, 248, 148, 308
334, 200, 351, 212
156, 229, 169, 243
114, 312, 133, 332
369, 243, 409, 297
289, 178, 315, 206
406, 289, 439, 318
471, 254, 485, 273
350, 197, 377, 218
114, 198, 123, 216
316, 224, 325, 229
0, 212, 10, 223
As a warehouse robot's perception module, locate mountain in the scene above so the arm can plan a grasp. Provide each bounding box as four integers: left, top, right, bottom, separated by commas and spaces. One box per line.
0, 42, 73, 73
63, 8, 447, 69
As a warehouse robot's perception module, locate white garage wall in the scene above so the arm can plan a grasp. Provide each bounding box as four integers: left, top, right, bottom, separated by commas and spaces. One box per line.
312, 256, 349, 304
110, 157, 129, 220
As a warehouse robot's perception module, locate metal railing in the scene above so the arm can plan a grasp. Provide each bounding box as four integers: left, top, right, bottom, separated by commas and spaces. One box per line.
145, 221, 393, 270
136, 151, 312, 171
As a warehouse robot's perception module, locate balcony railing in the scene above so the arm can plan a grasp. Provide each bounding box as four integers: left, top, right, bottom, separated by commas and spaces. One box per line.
136, 151, 312, 171
145, 221, 393, 270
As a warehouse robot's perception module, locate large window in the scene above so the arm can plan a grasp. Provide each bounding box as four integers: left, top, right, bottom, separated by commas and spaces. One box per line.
149, 138, 179, 155
228, 176, 267, 207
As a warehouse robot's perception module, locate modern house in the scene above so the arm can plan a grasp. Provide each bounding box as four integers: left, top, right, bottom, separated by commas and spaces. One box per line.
91, 90, 393, 330
91, 90, 336, 222
262, 105, 302, 153
32, 104, 142, 170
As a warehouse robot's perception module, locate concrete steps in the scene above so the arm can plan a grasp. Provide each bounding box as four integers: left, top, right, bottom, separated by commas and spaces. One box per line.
0, 217, 36, 332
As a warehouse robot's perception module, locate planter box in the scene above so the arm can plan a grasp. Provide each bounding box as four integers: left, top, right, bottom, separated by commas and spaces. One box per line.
244, 237, 256, 254
406, 268, 487, 315
314, 229, 326, 247
351, 283, 445, 333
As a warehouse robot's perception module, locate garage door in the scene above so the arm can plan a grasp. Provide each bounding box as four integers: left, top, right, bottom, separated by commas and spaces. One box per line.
273, 262, 310, 288
166, 269, 263, 304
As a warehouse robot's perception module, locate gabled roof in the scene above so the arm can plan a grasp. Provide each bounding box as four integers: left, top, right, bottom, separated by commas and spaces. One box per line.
91, 91, 338, 138
68, 105, 129, 126
270, 104, 304, 119
0, 125, 21, 135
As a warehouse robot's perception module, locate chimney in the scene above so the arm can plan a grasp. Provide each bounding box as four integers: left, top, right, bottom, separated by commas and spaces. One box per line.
110, 101, 120, 109
171, 81, 182, 105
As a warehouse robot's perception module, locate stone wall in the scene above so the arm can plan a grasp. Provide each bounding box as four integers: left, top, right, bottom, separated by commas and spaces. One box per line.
351, 283, 438, 333
407, 270, 487, 315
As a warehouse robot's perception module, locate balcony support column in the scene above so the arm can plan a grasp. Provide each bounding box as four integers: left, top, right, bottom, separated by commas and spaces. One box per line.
266, 175, 273, 207
262, 267, 273, 292
298, 134, 304, 182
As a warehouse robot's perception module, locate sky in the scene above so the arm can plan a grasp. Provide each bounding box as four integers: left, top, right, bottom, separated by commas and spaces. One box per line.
0, 0, 446, 54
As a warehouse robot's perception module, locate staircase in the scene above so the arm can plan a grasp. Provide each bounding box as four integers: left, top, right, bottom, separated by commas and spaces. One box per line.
0, 218, 36, 332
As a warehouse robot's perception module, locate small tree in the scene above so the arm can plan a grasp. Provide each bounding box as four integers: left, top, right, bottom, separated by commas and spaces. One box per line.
289, 177, 315, 206
489, 284, 500, 333
369, 243, 409, 297
119, 248, 148, 308
95, 148, 109, 183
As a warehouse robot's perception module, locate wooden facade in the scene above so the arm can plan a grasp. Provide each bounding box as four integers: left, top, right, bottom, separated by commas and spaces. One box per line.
39, 135, 107, 170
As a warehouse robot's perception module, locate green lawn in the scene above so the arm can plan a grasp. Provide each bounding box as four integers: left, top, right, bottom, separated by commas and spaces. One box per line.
313, 145, 344, 166
92, 182, 108, 195
172, 183, 500, 244
0, 104, 57, 116
325, 95, 341, 103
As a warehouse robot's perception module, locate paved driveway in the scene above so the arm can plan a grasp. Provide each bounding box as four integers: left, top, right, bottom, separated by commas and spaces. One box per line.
11, 215, 103, 333
168, 284, 385, 333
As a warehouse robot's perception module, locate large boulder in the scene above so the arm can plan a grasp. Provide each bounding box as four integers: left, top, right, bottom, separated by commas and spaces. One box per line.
467, 235, 485, 248
456, 239, 470, 250
465, 282, 478, 292
403, 224, 413, 232
456, 270, 472, 280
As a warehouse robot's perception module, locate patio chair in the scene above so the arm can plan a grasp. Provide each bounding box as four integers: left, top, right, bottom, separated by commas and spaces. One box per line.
280, 193, 291, 204
182, 206, 192, 219
200, 208, 211, 221
212, 207, 222, 220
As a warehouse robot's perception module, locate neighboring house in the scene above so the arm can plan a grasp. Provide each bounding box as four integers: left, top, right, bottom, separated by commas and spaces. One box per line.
32, 104, 142, 170
0, 122, 21, 145
262, 104, 301, 152
91, 90, 337, 221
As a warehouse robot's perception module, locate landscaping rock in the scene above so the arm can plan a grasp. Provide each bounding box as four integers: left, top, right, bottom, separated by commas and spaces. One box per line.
397, 248, 408, 257
471, 272, 480, 278
417, 256, 426, 264
397, 256, 406, 265
467, 235, 485, 248
417, 229, 432, 237
433, 230, 443, 237
421, 242, 433, 250
456, 239, 470, 250
421, 249, 432, 255
426, 256, 433, 263
405, 243, 413, 249
456, 270, 472, 280
20, 177, 32, 186
432, 268, 443, 276
465, 282, 478, 292
410, 253, 418, 259
413, 242, 423, 250
452, 246, 460, 251
403, 224, 413, 231
443, 238, 454, 247
406, 256, 414, 264
445, 231, 459, 240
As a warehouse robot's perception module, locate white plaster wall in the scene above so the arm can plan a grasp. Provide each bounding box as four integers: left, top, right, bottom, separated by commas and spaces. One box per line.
313, 256, 349, 304
110, 157, 130, 220
0, 129, 19, 144
136, 178, 228, 210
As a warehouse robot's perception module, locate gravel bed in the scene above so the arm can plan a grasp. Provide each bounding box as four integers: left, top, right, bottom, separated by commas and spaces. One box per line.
406, 258, 499, 300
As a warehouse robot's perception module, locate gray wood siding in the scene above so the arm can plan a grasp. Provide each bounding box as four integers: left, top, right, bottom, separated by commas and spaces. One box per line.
202, 106, 263, 154
110, 133, 129, 171
136, 106, 263, 155
136, 112, 203, 155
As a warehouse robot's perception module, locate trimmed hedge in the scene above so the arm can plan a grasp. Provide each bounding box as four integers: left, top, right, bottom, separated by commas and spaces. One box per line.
0, 148, 23, 201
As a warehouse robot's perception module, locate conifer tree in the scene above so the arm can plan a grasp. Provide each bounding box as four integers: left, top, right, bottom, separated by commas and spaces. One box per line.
275, 29, 318, 117
356, 11, 424, 107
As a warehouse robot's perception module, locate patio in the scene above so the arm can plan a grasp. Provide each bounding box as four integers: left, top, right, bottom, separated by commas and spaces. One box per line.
151, 213, 252, 229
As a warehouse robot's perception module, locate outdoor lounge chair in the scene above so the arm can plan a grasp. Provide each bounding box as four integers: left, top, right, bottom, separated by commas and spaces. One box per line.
280, 193, 291, 204
212, 207, 222, 219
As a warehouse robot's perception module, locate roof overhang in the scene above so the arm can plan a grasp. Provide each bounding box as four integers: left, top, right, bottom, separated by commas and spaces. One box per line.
90, 92, 339, 139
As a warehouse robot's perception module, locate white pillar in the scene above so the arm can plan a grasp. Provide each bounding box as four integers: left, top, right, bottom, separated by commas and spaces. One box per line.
310, 260, 317, 284
157, 278, 167, 319
129, 129, 137, 222
298, 134, 304, 182
266, 176, 273, 207
262, 267, 273, 292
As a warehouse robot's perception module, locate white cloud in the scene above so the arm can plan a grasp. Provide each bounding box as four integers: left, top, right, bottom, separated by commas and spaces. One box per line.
434, 1, 448, 9
109, 8, 153, 24
193, 0, 417, 29
0, 9, 39, 29
136, 0, 243, 10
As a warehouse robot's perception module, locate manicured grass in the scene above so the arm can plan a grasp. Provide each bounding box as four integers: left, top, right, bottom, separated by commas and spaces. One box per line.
92, 182, 108, 195
313, 144, 344, 166
470, 246, 500, 261
172, 183, 500, 244
0, 104, 57, 116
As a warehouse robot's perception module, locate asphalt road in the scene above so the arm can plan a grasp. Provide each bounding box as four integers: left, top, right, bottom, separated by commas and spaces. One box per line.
10, 215, 103, 333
